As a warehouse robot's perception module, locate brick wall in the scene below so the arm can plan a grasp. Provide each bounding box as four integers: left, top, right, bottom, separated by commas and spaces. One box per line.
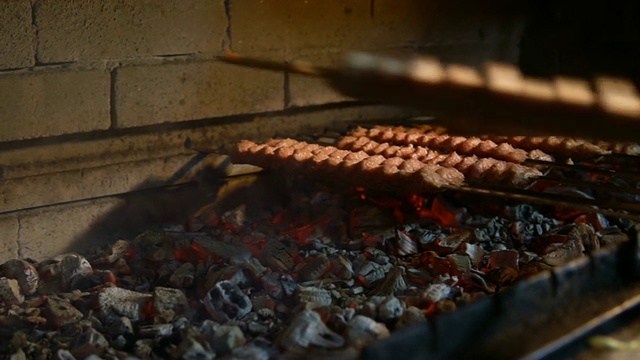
0, 0, 523, 261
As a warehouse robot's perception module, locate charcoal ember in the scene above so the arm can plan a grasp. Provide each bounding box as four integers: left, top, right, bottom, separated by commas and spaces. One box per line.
436, 299, 457, 313
261, 272, 297, 300
598, 227, 629, 247
107, 316, 134, 338
448, 254, 472, 273
259, 239, 299, 272
92, 239, 130, 265
56, 349, 75, 360
421, 283, 453, 303
135, 339, 154, 358
296, 286, 332, 309
278, 310, 344, 349
376, 296, 405, 323
231, 341, 275, 360
462, 271, 497, 294
1, 259, 39, 295
0, 277, 24, 306
248, 321, 270, 336
329, 254, 354, 280
168, 262, 196, 288
363, 247, 391, 265
394, 229, 418, 256
344, 315, 390, 347
486, 266, 519, 287
371, 266, 407, 297
202, 280, 252, 323
70, 327, 110, 359
570, 223, 599, 253
542, 234, 585, 266
462, 243, 486, 267
132, 231, 175, 262
435, 231, 472, 255
187, 203, 220, 232
193, 236, 252, 263
298, 253, 330, 282
153, 287, 190, 320
171, 337, 215, 360
98, 286, 152, 322
222, 204, 248, 233
348, 205, 397, 239
200, 321, 246, 355
42, 295, 83, 328
139, 323, 173, 339
484, 249, 519, 272
203, 265, 255, 295
111, 258, 131, 276
355, 257, 392, 286
395, 306, 427, 329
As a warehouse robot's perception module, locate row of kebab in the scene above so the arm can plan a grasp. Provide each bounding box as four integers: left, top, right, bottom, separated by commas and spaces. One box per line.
0, 125, 638, 359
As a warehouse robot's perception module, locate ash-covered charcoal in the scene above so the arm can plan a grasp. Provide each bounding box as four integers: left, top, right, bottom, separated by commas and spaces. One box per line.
92, 239, 130, 266
278, 310, 344, 349
131, 231, 176, 262
344, 315, 390, 347
370, 266, 407, 297
202, 280, 252, 323
70, 326, 111, 359
199, 321, 247, 355
259, 239, 299, 272
296, 286, 332, 309
329, 254, 354, 280
1, 259, 39, 296
169, 262, 196, 288
98, 286, 152, 322
193, 235, 253, 263
153, 287, 190, 320
42, 295, 83, 328
393, 229, 419, 256
298, 253, 331, 281
395, 306, 427, 329
60, 254, 93, 291
0, 277, 24, 306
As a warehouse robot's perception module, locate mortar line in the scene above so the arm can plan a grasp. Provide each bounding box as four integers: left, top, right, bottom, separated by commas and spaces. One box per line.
109, 68, 118, 129
370, 0, 375, 19
222, 0, 232, 51
30, 0, 40, 65
16, 215, 23, 259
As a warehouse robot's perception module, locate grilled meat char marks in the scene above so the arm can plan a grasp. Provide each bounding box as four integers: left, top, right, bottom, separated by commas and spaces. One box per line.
349, 126, 545, 163
233, 139, 464, 192
337, 136, 542, 187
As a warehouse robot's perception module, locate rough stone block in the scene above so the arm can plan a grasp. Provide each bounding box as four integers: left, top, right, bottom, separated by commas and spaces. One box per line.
0, 68, 110, 141
287, 0, 373, 56
0, 216, 19, 263
36, 0, 226, 62
371, 0, 440, 46
114, 59, 284, 128
230, 0, 287, 57
0, 0, 36, 69
17, 198, 123, 260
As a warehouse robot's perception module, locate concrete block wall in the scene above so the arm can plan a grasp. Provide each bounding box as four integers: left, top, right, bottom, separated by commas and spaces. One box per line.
0, 0, 524, 261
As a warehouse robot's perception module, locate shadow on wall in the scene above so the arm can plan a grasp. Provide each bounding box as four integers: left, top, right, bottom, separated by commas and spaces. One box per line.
519, 0, 640, 85
60, 155, 291, 256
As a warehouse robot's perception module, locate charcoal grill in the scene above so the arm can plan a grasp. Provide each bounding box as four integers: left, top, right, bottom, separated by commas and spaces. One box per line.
3, 1, 640, 359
